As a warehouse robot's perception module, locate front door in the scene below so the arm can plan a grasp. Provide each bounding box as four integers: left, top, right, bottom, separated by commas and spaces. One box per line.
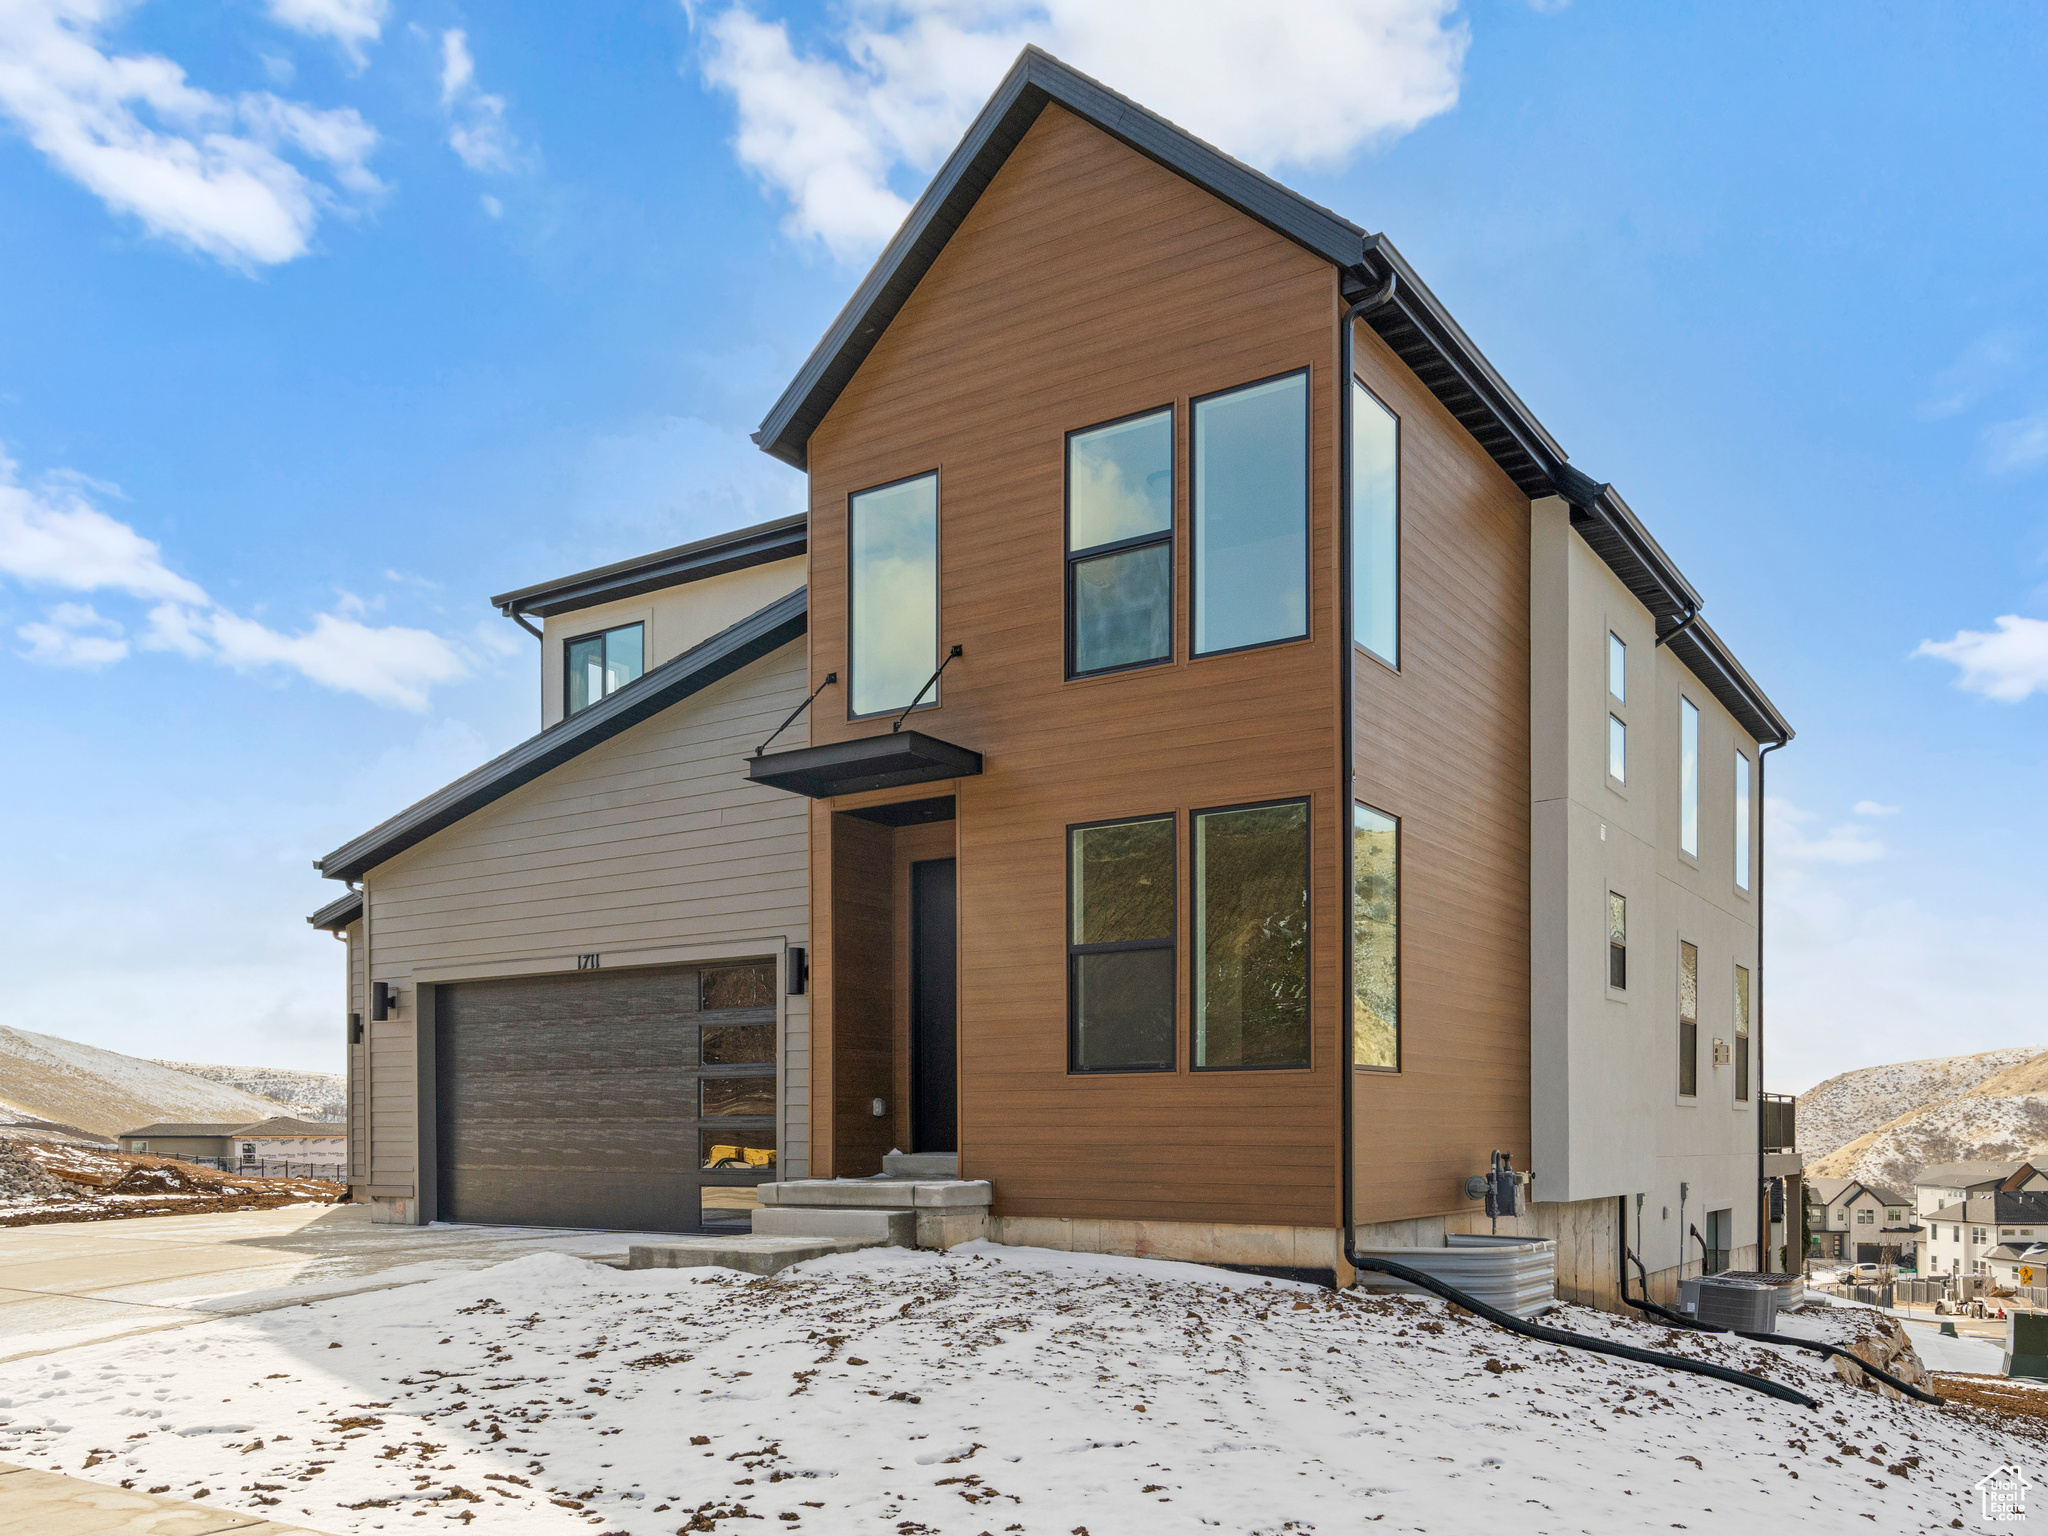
910, 857, 958, 1153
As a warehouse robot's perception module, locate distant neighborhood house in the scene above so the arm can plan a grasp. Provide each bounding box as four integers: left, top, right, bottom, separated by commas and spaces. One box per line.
121, 1116, 344, 1164
1806, 1177, 1919, 1263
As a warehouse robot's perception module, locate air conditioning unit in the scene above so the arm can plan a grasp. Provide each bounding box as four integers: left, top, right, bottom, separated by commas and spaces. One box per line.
1679, 1276, 1779, 1332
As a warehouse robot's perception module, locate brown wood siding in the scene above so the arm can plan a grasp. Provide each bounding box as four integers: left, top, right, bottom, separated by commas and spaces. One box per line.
804, 105, 1345, 1226
829, 813, 895, 1175
1349, 316, 1533, 1225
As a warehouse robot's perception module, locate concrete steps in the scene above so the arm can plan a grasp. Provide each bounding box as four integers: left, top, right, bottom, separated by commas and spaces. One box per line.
626, 1234, 870, 1277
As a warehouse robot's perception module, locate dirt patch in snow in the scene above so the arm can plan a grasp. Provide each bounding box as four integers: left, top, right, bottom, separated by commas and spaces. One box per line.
0, 1138, 344, 1227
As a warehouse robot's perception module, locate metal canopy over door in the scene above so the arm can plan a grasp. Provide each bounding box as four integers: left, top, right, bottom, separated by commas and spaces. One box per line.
435, 961, 777, 1232
910, 858, 958, 1153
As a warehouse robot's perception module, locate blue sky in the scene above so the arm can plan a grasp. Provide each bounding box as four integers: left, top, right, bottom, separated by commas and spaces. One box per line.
1, 1, 2042, 1091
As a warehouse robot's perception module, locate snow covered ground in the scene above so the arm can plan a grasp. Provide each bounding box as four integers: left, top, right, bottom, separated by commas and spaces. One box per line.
0, 1242, 2033, 1535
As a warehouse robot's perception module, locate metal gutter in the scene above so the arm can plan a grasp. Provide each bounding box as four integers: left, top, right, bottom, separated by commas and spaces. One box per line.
308, 888, 363, 931
316, 588, 808, 883
488, 514, 807, 620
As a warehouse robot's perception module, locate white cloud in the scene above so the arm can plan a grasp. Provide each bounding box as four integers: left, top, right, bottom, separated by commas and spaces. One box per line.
479, 191, 502, 218
693, 0, 1469, 263
1984, 410, 2048, 475
1767, 796, 1886, 865
15, 600, 127, 666
1851, 799, 1901, 817
439, 28, 515, 173
1, 451, 468, 709
1915, 613, 2048, 703
265, 0, 389, 66
0, 0, 382, 268
1916, 330, 2022, 422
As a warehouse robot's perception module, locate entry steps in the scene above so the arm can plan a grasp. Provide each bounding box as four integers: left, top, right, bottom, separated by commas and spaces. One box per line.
627, 1154, 989, 1276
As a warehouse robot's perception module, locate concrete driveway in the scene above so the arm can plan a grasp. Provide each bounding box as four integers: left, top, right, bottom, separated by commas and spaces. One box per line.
0, 1203, 693, 1363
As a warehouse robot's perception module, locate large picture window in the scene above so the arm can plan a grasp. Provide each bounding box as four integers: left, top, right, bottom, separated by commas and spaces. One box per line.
849, 472, 939, 718
1193, 799, 1309, 1068
1352, 803, 1398, 1070
1192, 372, 1308, 656
1678, 939, 1699, 1097
1068, 815, 1176, 1072
1350, 381, 1398, 667
565, 622, 644, 716
1067, 408, 1173, 677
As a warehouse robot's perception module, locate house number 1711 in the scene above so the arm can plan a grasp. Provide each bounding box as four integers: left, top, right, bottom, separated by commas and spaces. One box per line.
576, 953, 601, 970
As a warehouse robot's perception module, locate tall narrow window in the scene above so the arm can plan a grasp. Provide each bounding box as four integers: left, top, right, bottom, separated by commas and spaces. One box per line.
1067, 409, 1172, 677
1193, 799, 1309, 1068
1678, 939, 1699, 1097
1608, 632, 1627, 703
1734, 964, 1751, 1103
1679, 696, 1700, 857
1608, 892, 1627, 989
1193, 372, 1308, 655
1608, 713, 1627, 783
1068, 815, 1176, 1072
849, 472, 938, 718
1352, 804, 1398, 1069
1350, 381, 1398, 666
1734, 751, 1752, 891
565, 621, 644, 716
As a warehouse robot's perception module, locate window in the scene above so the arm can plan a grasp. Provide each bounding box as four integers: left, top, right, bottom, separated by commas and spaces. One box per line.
1857, 1209, 1874, 1224
1974, 1227, 1988, 1244
1350, 381, 1398, 666
1352, 804, 1398, 1069
240, 1142, 256, 1161
1193, 799, 1309, 1068
1608, 632, 1627, 703
1067, 409, 1173, 676
1679, 696, 1700, 857
1068, 814, 1176, 1072
1608, 713, 1627, 783
565, 622, 644, 716
1678, 940, 1698, 1096
1607, 892, 1627, 989
1192, 372, 1308, 655
849, 471, 939, 718
1734, 751, 1752, 890
131, 1140, 147, 1152
1734, 964, 1751, 1102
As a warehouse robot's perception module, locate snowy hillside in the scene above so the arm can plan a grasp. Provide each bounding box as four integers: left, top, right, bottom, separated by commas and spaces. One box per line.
152, 1060, 343, 1120
0, 1027, 297, 1139
1795, 1045, 2041, 1160
1809, 1092, 2048, 1189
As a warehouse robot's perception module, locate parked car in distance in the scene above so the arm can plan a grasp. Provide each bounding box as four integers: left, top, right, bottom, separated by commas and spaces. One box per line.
1844, 1263, 1884, 1282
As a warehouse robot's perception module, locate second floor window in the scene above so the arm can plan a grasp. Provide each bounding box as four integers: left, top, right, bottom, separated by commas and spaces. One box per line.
1067, 409, 1172, 677
1857, 1209, 1874, 1224
849, 471, 939, 718
1609, 712, 1627, 783
566, 621, 644, 715
1350, 381, 1399, 667
1679, 696, 1700, 857
1608, 631, 1627, 703
1678, 939, 1698, 1096
1734, 963, 1751, 1102
1734, 750, 1752, 890
1192, 372, 1308, 656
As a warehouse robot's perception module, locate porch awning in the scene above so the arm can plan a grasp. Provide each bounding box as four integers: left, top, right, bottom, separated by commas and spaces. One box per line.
746, 730, 982, 799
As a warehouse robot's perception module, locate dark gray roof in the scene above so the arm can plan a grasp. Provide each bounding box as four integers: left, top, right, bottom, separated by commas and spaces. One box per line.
1856, 1183, 1913, 1207
1914, 1160, 2027, 1188
316, 587, 807, 883
490, 514, 806, 621
1994, 1192, 2048, 1223
119, 1123, 243, 1139
308, 888, 362, 932
752, 45, 1791, 747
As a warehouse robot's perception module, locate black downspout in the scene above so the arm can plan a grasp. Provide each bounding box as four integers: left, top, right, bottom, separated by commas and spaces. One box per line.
1757, 736, 1785, 1271
1655, 605, 1702, 648
1338, 266, 1397, 1279
501, 603, 542, 642
1335, 269, 1814, 1415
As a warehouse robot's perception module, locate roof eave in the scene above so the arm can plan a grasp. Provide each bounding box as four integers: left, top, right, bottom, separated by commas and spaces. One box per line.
489, 514, 807, 619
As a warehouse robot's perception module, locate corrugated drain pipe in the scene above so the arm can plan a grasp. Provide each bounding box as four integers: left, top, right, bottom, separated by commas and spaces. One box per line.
1621, 1248, 1943, 1405
1334, 264, 1816, 1414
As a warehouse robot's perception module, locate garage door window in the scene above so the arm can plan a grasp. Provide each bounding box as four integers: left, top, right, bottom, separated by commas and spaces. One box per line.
703, 1128, 778, 1169
703, 965, 775, 1010
701, 1076, 775, 1118
703, 1023, 774, 1065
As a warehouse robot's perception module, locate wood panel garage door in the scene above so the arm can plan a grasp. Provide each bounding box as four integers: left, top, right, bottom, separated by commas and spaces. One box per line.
435, 961, 777, 1232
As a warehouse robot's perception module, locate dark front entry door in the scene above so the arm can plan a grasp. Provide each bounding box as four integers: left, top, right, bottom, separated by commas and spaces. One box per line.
910, 857, 958, 1153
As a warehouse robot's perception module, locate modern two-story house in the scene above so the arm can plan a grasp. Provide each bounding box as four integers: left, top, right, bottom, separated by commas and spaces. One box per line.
312, 51, 1792, 1308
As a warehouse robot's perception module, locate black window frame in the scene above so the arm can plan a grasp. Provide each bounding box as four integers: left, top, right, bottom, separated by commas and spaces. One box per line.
562, 620, 645, 718
1349, 375, 1402, 672
1351, 799, 1400, 1074
1065, 404, 1176, 681
1189, 367, 1313, 660
1190, 794, 1312, 1072
845, 467, 942, 723
1065, 810, 1178, 1074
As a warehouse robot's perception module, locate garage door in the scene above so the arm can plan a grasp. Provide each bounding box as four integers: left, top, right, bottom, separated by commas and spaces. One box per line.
435, 961, 777, 1232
